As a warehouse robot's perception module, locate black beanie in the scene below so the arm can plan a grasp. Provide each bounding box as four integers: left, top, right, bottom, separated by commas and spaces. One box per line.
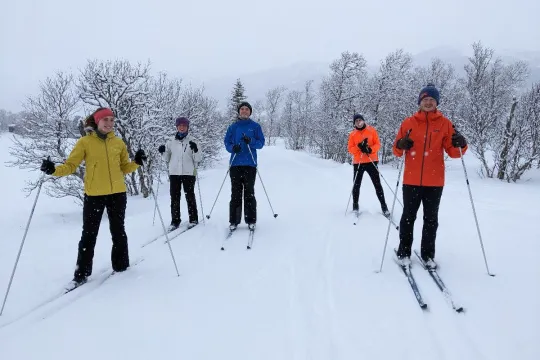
418, 83, 440, 105
353, 113, 365, 124
237, 101, 252, 115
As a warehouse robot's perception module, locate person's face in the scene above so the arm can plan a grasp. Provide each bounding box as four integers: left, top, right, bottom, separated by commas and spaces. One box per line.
239, 106, 251, 119
420, 97, 437, 112
354, 119, 365, 128
176, 124, 188, 133
97, 116, 114, 133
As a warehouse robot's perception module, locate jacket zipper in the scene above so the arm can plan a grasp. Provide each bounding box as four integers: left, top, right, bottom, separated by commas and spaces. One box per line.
104, 138, 113, 192
419, 113, 429, 186
429, 132, 432, 149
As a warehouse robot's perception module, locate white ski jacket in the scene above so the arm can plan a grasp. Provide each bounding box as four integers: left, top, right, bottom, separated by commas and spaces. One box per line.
163, 134, 202, 176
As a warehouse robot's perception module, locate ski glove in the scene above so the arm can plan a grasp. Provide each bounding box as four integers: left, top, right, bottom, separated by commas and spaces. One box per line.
40, 157, 55, 175
358, 139, 372, 154
396, 136, 414, 150
451, 132, 467, 148
134, 149, 147, 165
232, 144, 242, 153
242, 135, 251, 144
189, 141, 198, 153
158, 145, 166, 154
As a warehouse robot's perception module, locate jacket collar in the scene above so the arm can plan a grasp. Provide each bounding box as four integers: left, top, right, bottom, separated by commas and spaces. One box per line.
413, 109, 443, 122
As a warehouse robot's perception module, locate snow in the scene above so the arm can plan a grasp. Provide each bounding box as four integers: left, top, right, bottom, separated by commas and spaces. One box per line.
0, 132, 539, 360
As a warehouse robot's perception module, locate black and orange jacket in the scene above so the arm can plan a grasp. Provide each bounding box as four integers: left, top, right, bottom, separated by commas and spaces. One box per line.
347, 125, 381, 164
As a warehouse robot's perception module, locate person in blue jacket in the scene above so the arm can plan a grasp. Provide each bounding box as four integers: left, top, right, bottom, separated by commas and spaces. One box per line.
224, 101, 265, 230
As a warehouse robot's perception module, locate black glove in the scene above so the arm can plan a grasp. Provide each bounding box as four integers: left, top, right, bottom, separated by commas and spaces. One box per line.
134, 149, 147, 165
40, 156, 55, 175
451, 132, 467, 148
232, 144, 242, 153
242, 135, 251, 144
158, 145, 166, 154
396, 133, 414, 150
358, 139, 372, 154
189, 141, 198, 153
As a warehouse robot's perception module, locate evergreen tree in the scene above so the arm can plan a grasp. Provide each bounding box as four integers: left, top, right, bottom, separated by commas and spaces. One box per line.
228, 78, 247, 121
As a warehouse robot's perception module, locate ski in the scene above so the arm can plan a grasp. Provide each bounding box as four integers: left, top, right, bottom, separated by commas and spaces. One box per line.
413, 250, 464, 313
164, 223, 198, 244
221, 227, 237, 251
64, 257, 145, 294
381, 212, 399, 230
394, 250, 428, 310
141, 224, 189, 248
353, 210, 364, 225
246, 228, 255, 250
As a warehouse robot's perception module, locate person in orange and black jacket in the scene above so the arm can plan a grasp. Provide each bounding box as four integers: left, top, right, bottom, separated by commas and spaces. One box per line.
347, 114, 390, 216
40, 107, 146, 289
392, 84, 468, 269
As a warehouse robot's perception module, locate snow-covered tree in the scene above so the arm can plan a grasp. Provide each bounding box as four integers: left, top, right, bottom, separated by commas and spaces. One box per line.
282, 81, 316, 150
315, 51, 368, 162
78, 59, 151, 196
264, 86, 286, 145
498, 83, 540, 181
458, 42, 528, 178
364, 49, 415, 163
228, 79, 247, 121
7, 72, 82, 202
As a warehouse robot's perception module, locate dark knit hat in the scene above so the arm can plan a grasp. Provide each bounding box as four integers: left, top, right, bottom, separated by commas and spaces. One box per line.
353, 113, 365, 125
175, 117, 190, 127
418, 83, 440, 105
237, 101, 252, 115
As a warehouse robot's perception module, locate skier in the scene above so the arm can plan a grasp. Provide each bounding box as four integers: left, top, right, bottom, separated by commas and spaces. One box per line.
40, 107, 146, 287
224, 101, 265, 231
347, 114, 390, 216
158, 117, 202, 231
393, 84, 468, 269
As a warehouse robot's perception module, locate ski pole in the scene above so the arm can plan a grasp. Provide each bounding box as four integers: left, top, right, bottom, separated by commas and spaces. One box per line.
345, 164, 360, 215
192, 155, 206, 224
1, 173, 45, 316
455, 128, 494, 276
377, 129, 411, 273
367, 154, 404, 208
206, 153, 237, 219
145, 167, 180, 276
245, 140, 278, 218
152, 158, 163, 226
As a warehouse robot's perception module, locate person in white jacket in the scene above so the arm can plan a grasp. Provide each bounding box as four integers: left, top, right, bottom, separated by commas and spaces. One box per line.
158, 117, 202, 231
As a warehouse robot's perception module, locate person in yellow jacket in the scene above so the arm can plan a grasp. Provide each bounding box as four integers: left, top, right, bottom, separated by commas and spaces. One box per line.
40, 107, 146, 288
347, 114, 390, 216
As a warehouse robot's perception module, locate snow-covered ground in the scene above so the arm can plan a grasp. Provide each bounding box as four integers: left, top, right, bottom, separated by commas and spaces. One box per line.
0, 132, 538, 360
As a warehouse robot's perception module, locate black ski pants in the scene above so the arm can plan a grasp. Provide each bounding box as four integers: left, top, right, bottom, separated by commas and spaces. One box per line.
397, 185, 444, 260
352, 162, 388, 211
169, 175, 198, 226
229, 166, 257, 225
74, 192, 129, 280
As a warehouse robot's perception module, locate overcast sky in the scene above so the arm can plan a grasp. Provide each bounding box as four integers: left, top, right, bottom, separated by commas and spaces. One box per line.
1, 0, 539, 111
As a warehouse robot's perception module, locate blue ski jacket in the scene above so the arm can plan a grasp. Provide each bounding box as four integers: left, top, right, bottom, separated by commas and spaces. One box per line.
224, 118, 265, 167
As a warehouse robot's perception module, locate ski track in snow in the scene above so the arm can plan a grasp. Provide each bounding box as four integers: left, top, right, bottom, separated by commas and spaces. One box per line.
0, 135, 539, 359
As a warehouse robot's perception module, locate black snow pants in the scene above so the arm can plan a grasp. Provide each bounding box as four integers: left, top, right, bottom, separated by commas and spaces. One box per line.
352, 162, 388, 211
229, 166, 257, 225
169, 175, 198, 226
74, 192, 129, 281
397, 185, 444, 260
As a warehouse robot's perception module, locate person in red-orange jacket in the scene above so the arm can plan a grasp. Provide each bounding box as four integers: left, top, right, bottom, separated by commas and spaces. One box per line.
347, 114, 389, 216
392, 84, 468, 269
